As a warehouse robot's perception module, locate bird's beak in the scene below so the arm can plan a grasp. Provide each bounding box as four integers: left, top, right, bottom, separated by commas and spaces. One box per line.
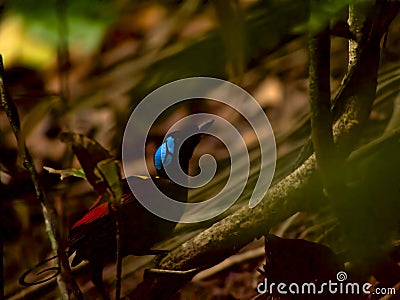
198, 120, 214, 132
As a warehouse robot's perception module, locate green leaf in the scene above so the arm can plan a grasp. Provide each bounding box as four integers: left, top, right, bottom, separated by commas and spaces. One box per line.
293, 0, 350, 35
43, 166, 86, 180
8, 0, 119, 52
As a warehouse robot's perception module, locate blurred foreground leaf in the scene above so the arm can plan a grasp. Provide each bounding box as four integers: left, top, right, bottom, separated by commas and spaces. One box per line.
6, 0, 119, 53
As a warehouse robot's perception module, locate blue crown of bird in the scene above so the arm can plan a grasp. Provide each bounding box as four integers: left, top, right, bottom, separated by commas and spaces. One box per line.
67, 120, 213, 299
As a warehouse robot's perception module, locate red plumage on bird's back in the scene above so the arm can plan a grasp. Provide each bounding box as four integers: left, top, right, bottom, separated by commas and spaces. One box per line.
72, 202, 112, 229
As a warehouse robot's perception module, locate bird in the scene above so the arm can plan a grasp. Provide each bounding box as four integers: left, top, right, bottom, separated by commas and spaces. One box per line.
67, 121, 212, 299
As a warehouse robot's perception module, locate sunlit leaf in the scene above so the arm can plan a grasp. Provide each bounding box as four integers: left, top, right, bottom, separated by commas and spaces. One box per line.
43, 166, 86, 180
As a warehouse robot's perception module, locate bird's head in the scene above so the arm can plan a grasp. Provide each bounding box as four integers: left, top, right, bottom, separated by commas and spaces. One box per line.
154, 120, 213, 178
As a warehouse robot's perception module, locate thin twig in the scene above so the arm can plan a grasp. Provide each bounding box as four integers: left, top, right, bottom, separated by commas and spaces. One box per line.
0, 56, 69, 300
308, 1, 341, 194
115, 216, 123, 300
